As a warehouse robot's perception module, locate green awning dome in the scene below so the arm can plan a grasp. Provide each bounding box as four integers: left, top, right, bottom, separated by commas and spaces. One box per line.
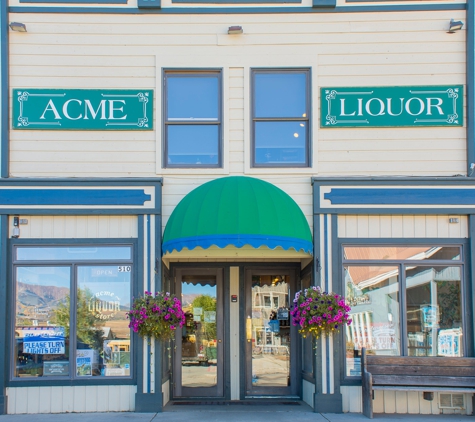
162, 176, 312, 254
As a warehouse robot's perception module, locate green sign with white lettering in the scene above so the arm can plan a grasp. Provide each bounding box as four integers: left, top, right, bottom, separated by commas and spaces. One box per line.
13, 89, 153, 130
321, 86, 463, 127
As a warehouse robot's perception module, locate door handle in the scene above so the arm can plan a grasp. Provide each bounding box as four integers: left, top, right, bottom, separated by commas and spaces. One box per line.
246, 316, 252, 342
218, 339, 222, 343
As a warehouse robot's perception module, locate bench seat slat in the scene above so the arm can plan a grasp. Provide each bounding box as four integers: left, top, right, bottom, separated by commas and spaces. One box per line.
372, 375, 475, 387
366, 356, 474, 367
372, 386, 475, 393
367, 365, 475, 377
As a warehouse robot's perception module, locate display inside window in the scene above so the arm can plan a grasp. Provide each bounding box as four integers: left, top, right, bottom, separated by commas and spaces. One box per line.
406, 266, 462, 357
343, 245, 464, 377
345, 265, 400, 377
252, 70, 309, 167
13, 246, 133, 379
250, 275, 290, 387
165, 73, 221, 167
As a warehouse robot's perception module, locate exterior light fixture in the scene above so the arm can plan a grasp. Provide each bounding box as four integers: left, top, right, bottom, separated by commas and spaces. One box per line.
12, 216, 20, 238
9, 22, 27, 32
228, 25, 243, 35
448, 19, 463, 33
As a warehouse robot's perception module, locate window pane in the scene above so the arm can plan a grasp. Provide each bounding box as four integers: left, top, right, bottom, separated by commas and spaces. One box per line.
255, 121, 307, 165
255, 72, 307, 118
181, 279, 218, 388
16, 246, 132, 262
251, 275, 290, 387
167, 125, 219, 165
76, 266, 131, 377
343, 246, 461, 261
15, 267, 70, 378
345, 265, 400, 377
406, 266, 463, 357
167, 76, 219, 121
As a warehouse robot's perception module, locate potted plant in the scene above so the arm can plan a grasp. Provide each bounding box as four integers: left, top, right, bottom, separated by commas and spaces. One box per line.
291, 286, 352, 339
127, 291, 186, 341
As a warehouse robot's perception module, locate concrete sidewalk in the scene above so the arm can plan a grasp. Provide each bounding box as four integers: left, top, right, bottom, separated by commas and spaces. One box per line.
0, 403, 473, 422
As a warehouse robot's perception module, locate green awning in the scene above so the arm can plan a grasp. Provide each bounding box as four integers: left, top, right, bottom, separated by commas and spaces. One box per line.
162, 176, 312, 254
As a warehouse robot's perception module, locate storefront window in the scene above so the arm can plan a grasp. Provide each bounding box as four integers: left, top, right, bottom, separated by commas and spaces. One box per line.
343, 245, 464, 377
13, 245, 133, 380
406, 266, 462, 357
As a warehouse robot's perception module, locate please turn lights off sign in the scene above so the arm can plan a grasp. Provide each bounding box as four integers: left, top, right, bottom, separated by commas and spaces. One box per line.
320, 86, 463, 127
12, 89, 154, 130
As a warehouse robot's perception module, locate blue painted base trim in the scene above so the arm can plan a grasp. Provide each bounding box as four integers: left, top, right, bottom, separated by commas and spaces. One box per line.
313, 392, 343, 413
135, 392, 163, 412
163, 234, 313, 254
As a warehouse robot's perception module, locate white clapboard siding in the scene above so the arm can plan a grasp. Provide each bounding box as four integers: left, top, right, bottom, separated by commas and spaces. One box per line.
7, 9, 466, 178
9, 216, 138, 238
351, 390, 473, 415
7, 386, 136, 414
337, 215, 468, 238
161, 175, 313, 230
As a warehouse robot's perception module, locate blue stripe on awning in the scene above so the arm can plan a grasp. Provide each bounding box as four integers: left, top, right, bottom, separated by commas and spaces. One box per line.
163, 233, 313, 255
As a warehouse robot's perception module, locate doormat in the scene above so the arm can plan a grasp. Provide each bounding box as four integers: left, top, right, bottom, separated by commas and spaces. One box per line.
172, 402, 300, 406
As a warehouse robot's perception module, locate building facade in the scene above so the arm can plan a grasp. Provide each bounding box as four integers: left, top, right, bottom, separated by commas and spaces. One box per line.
0, 0, 474, 416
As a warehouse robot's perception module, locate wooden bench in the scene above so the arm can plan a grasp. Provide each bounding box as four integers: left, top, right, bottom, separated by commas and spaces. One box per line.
361, 347, 475, 418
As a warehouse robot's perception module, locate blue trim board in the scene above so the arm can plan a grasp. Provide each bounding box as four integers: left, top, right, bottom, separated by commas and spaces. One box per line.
20, 0, 127, 3
162, 234, 313, 255
0, 178, 162, 215
8, 3, 466, 14
324, 188, 475, 205
467, 0, 475, 175
313, 177, 475, 214
0, 216, 7, 414
0, 189, 151, 206
1, 2, 8, 178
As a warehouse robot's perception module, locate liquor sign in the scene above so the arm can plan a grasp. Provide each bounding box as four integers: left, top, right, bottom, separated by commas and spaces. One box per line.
13, 89, 153, 130
321, 86, 463, 127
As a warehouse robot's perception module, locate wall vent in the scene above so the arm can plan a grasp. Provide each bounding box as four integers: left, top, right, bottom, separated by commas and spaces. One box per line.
439, 393, 464, 409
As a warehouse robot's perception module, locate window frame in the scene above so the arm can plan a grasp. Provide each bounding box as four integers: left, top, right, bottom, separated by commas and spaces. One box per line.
340, 241, 468, 383
9, 240, 136, 386
163, 69, 223, 169
251, 68, 311, 168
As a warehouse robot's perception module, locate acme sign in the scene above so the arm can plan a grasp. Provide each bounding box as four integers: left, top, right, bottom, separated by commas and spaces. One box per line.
13, 89, 153, 130
320, 86, 463, 127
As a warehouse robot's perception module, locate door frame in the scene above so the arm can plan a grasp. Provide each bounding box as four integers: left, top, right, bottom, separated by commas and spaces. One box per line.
243, 266, 300, 398
173, 267, 225, 398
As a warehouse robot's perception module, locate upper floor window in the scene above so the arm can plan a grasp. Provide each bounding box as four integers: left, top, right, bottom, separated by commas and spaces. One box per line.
164, 71, 222, 168
252, 69, 310, 167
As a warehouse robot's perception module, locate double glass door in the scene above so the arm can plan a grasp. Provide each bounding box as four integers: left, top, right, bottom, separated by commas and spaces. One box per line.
174, 268, 224, 397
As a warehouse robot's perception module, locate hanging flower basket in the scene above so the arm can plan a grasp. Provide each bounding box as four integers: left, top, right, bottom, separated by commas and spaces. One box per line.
291, 286, 352, 339
127, 291, 186, 341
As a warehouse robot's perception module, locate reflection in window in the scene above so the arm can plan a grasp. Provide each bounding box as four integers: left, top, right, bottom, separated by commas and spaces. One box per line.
345, 265, 400, 377
406, 266, 462, 357
180, 277, 218, 388
15, 267, 71, 378
76, 266, 131, 377
13, 245, 133, 379
252, 70, 309, 167
164, 72, 221, 168
16, 246, 131, 261
343, 246, 461, 262
343, 244, 464, 377
251, 275, 290, 387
